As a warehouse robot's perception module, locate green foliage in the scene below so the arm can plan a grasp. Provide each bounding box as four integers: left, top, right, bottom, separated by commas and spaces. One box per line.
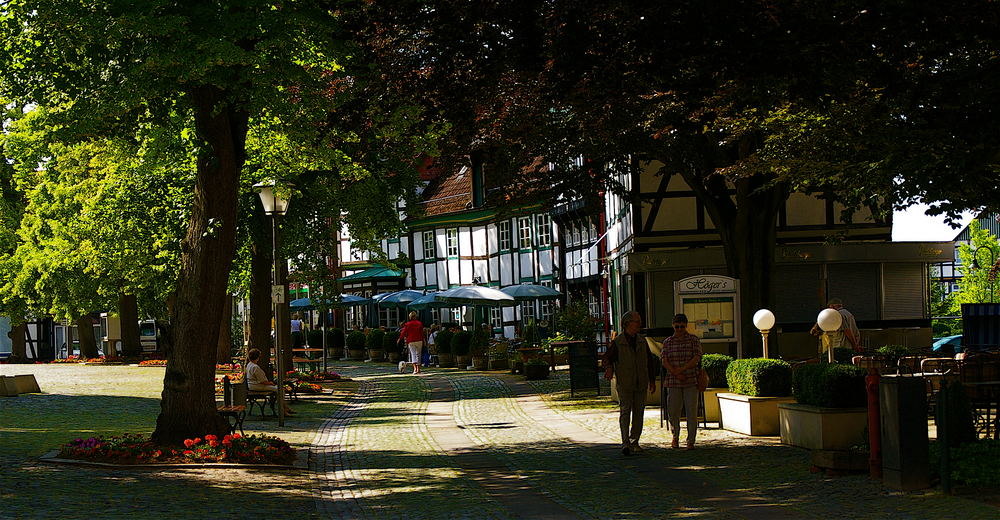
306, 329, 323, 348
935, 381, 978, 448
346, 331, 366, 350
792, 363, 867, 408
470, 327, 489, 356
382, 330, 400, 352
327, 328, 345, 349
874, 345, 910, 367
452, 331, 472, 356
702, 354, 734, 388
931, 440, 1000, 488
553, 301, 598, 343
435, 330, 454, 354
950, 220, 1000, 309
726, 358, 792, 397
526, 357, 550, 366
366, 329, 386, 349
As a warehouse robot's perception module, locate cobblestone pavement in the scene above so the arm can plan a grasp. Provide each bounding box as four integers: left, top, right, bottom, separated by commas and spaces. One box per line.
3, 363, 998, 519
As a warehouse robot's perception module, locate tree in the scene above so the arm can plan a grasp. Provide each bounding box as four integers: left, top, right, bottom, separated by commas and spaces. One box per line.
351, 0, 1000, 353
950, 220, 1000, 310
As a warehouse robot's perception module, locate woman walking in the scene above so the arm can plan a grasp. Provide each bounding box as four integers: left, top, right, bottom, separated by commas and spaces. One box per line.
398, 311, 425, 374
661, 313, 702, 449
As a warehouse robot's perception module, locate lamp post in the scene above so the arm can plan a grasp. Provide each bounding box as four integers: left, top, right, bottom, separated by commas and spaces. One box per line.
255, 181, 292, 427
817, 308, 843, 363
971, 244, 998, 302
752, 309, 776, 359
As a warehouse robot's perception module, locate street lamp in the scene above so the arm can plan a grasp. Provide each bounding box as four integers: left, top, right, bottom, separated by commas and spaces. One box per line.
752, 309, 776, 359
255, 181, 293, 426
817, 308, 843, 363
971, 244, 998, 302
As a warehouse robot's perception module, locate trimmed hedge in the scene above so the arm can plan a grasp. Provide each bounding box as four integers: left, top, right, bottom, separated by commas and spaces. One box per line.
327, 328, 345, 349
726, 358, 792, 397
435, 330, 454, 354
382, 329, 400, 352
792, 362, 867, 407
366, 329, 386, 349
307, 329, 324, 347
452, 331, 472, 356
702, 354, 734, 388
875, 344, 910, 366
346, 331, 366, 350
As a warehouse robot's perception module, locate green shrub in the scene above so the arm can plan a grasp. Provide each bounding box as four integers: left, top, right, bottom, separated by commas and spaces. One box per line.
553, 301, 598, 343
525, 356, 549, 366
792, 362, 867, 407
726, 358, 792, 397
327, 328, 345, 349
366, 329, 385, 349
346, 331, 366, 350
435, 330, 454, 354
875, 344, 910, 366
307, 329, 324, 347
471, 327, 489, 356
702, 354, 734, 388
382, 329, 400, 352
452, 330, 472, 356
931, 439, 1000, 488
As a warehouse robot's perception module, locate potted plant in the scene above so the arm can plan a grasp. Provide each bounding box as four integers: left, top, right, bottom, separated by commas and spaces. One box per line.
435, 329, 455, 368
488, 339, 510, 371
327, 328, 345, 360
717, 358, 794, 436
306, 329, 323, 349
470, 327, 489, 370
345, 331, 367, 360
452, 330, 472, 368
366, 329, 386, 361
779, 362, 868, 450
701, 353, 734, 422
383, 329, 401, 363
524, 357, 550, 380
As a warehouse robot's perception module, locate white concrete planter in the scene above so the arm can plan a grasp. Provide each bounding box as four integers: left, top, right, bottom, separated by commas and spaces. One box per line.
703, 388, 727, 422
779, 403, 867, 450
718, 393, 796, 436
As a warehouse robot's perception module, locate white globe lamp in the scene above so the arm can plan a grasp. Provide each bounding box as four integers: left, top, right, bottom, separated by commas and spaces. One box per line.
817, 308, 843, 362
753, 309, 776, 358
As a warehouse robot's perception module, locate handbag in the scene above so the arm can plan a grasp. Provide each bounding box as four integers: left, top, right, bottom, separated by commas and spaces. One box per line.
697, 367, 709, 392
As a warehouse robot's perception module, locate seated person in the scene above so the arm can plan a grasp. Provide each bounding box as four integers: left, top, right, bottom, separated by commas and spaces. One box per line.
245, 348, 295, 416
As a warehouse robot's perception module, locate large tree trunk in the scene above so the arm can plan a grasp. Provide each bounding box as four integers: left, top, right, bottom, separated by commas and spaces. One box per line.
119, 294, 142, 358
153, 86, 247, 445
216, 295, 233, 365
250, 207, 274, 375
9, 322, 28, 363
681, 168, 788, 358
76, 316, 99, 359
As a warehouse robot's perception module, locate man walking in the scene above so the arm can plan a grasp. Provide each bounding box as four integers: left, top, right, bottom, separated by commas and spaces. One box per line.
603, 311, 658, 455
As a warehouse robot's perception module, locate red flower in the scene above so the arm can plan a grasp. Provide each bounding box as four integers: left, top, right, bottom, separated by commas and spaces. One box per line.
183, 439, 196, 448
183, 450, 193, 456
209, 440, 220, 448
204, 434, 217, 441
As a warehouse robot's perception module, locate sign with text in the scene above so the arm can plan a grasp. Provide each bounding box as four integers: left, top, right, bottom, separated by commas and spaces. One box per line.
674, 275, 743, 356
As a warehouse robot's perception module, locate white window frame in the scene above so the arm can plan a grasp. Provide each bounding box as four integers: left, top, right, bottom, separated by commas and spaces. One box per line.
571, 224, 580, 247
451, 308, 462, 323
446, 228, 459, 257
536, 214, 551, 247
423, 230, 436, 259
498, 220, 512, 251
490, 306, 502, 328
518, 217, 532, 249
539, 280, 554, 320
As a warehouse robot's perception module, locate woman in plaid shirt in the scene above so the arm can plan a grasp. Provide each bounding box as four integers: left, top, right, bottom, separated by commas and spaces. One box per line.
661, 313, 702, 449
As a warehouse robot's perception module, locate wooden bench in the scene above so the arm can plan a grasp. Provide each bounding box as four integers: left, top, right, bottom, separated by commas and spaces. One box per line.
245, 380, 277, 419
217, 376, 246, 435
292, 357, 323, 370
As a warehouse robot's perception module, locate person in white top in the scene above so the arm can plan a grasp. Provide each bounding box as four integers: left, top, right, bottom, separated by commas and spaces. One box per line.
246, 348, 295, 415
810, 298, 861, 352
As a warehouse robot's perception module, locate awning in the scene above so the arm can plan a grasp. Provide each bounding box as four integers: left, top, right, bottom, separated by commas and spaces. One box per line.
338, 266, 406, 283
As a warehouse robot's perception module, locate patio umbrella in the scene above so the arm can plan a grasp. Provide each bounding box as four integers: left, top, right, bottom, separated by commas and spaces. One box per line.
289, 297, 314, 310
500, 283, 562, 301
378, 289, 426, 309
291, 294, 372, 309
406, 291, 453, 310
436, 286, 517, 306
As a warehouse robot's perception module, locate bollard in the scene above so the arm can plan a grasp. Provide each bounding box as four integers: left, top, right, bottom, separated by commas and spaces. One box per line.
866, 368, 882, 479
880, 375, 930, 490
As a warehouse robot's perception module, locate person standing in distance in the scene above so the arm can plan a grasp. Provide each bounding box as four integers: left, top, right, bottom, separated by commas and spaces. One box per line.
661, 313, 702, 449
810, 298, 861, 353
603, 311, 658, 455
398, 311, 426, 375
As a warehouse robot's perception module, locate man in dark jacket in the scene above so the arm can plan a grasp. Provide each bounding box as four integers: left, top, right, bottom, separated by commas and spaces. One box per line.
603, 311, 658, 455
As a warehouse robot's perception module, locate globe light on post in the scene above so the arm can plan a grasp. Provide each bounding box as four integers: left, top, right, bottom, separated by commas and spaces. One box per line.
254, 181, 293, 426
817, 308, 843, 363
752, 309, 776, 359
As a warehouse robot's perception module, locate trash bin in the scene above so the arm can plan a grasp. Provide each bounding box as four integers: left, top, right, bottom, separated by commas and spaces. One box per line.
879, 375, 930, 490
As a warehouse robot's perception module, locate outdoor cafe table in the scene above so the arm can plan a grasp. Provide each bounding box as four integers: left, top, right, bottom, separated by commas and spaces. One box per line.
964, 380, 1000, 439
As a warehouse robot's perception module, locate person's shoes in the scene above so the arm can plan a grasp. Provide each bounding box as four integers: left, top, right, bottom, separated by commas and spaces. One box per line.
686, 442, 695, 450
621, 444, 631, 456
671, 437, 679, 449
629, 442, 643, 453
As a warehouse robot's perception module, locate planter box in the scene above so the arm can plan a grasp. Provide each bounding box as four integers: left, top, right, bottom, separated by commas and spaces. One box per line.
455, 355, 471, 369
488, 358, 509, 371
329, 347, 344, 360
524, 363, 550, 380
779, 403, 868, 450
387, 352, 400, 363
437, 353, 455, 368
471, 356, 487, 370
347, 348, 366, 361
14, 374, 40, 394
368, 349, 385, 362
718, 393, 796, 436
703, 388, 727, 422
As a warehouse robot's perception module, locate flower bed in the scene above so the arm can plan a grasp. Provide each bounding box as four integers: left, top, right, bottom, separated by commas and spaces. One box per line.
216, 363, 243, 372
58, 433, 294, 465
286, 380, 323, 394
214, 372, 245, 394
286, 369, 343, 382
138, 359, 167, 366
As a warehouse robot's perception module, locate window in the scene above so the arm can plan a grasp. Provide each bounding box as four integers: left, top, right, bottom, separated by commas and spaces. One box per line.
446, 228, 459, 257
490, 307, 502, 328
588, 220, 598, 242
571, 224, 580, 247
588, 290, 602, 318
451, 308, 463, 323
522, 301, 535, 324
518, 217, 532, 249
536, 214, 551, 246
498, 220, 512, 250
423, 230, 436, 259
379, 307, 399, 328
539, 280, 554, 321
